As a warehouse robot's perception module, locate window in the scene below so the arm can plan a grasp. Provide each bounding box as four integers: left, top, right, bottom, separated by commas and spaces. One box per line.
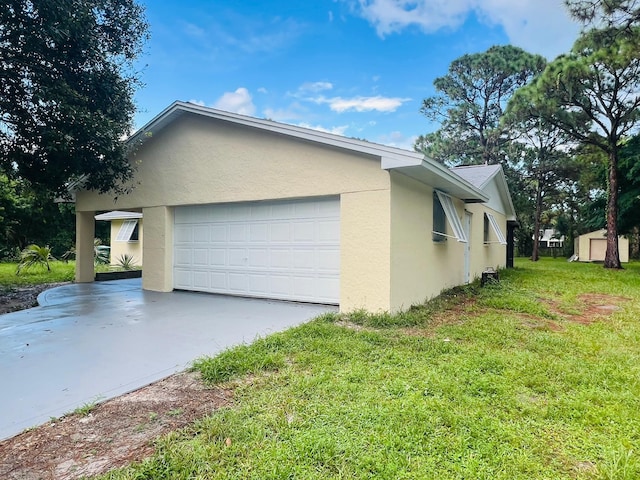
116, 220, 139, 242
484, 214, 490, 243
484, 212, 507, 245
432, 192, 447, 242
433, 191, 468, 243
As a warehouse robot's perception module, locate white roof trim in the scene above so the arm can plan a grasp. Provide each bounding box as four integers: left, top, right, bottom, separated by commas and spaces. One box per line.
95, 210, 143, 221
436, 191, 468, 243
128, 101, 487, 203
485, 212, 507, 245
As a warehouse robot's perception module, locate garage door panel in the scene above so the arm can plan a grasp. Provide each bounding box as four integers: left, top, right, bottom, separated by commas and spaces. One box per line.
174, 270, 192, 289
229, 225, 247, 242
193, 249, 208, 266
318, 220, 340, 242
228, 249, 247, 266
248, 248, 269, 267
210, 271, 227, 289
209, 249, 226, 266
228, 273, 248, 292
210, 225, 227, 242
174, 248, 192, 267
293, 222, 315, 241
174, 198, 340, 304
270, 249, 292, 269
250, 224, 269, 242
193, 271, 209, 289
293, 250, 315, 269
317, 250, 340, 271
174, 225, 193, 243
270, 223, 290, 242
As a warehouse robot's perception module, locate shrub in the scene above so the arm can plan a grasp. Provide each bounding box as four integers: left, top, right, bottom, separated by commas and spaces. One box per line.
16, 244, 55, 275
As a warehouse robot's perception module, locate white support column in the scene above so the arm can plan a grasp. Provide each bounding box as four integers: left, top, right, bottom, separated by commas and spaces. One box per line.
75, 210, 95, 283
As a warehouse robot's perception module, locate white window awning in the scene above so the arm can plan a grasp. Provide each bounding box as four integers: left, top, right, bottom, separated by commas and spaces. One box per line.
435, 191, 468, 243
485, 212, 507, 245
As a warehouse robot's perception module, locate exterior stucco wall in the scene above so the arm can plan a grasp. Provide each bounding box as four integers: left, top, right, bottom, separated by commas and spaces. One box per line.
75, 113, 393, 308
142, 206, 174, 291
109, 219, 143, 266
389, 173, 466, 311
577, 229, 629, 263
340, 190, 391, 312
76, 114, 389, 211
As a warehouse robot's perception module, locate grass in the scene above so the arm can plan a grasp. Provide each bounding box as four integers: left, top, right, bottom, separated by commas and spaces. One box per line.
97, 257, 640, 479
0, 260, 75, 287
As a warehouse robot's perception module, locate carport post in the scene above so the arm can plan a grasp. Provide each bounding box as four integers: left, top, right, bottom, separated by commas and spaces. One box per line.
75, 210, 95, 283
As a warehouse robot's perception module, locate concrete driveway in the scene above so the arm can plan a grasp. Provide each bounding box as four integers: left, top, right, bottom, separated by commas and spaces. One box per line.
0, 279, 335, 440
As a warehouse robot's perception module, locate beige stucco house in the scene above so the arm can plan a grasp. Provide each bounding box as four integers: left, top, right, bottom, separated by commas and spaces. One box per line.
94, 210, 143, 267
574, 229, 629, 263
75, 101, 516, 313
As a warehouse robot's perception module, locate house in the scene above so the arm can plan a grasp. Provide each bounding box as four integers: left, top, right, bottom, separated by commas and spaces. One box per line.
533, 229, 565, 248
75, 101, 516, 313
94, 211, 143, 267
574, 229, 629, 263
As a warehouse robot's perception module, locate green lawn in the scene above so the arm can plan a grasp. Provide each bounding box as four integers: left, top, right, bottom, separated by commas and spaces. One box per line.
0, 261, 75, 287
99, 258, 639, 479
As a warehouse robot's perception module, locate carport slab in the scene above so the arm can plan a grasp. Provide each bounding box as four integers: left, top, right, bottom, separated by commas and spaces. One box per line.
0, 279, 335, 440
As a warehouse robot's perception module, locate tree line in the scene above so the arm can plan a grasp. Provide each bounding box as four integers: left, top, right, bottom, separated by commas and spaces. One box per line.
416, 0, 640, 268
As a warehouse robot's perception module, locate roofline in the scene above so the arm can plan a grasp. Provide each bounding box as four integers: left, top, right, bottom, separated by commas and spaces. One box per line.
128, 101, 487, 202
451, 164, 517, 220
129, 100, 425, 166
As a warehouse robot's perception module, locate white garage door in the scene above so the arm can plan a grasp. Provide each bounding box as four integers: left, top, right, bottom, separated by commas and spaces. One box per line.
173, 197, 340, 304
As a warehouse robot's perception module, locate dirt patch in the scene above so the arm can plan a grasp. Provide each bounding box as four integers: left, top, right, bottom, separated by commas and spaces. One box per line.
542, 293, 629, 325
0, 283, 69, 314
0, 372, 232, 480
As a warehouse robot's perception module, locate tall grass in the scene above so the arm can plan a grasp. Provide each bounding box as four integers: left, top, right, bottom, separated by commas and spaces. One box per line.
0, 261, 75, 287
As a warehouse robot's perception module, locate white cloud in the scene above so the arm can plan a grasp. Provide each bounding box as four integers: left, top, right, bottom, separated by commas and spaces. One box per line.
299, 81, 334, 93
298, 123, 350, 136
257, 87, 268, 94
213, 88, 256, 115
187, 99, 206, 106
314, 95, 410, 113
346, 0, 580, 59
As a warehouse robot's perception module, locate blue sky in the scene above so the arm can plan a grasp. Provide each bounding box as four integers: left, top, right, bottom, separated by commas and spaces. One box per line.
133, 0, 581, 150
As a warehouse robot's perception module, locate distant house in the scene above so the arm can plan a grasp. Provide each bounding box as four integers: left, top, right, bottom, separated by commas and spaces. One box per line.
574, 229, 629, 263
94, 211, 143, 267
533, 229, 565, 248
74, 101, 517, 313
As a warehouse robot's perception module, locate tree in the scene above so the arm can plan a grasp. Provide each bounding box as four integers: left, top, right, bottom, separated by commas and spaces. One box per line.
416, 45, 546, 166
0, 0, 149, 197
566, 0, 640, 28
505, 90, 578, 261
510, 23, 640, 268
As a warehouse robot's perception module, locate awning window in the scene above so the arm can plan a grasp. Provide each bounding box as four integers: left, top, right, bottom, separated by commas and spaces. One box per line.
116, 220, 139, 242
485, 212, 507, 245
435, 191, 467, 243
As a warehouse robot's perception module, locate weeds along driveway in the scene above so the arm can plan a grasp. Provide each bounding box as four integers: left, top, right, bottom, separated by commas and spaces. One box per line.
0, 279, 335, 440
